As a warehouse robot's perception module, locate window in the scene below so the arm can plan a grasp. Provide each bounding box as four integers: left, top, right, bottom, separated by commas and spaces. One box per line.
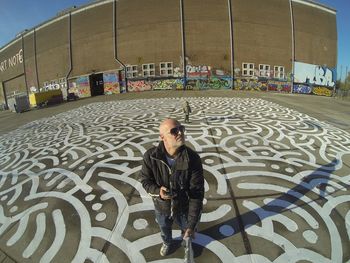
274, 66, 285, 79
43, 81, 49, 89
50, 80, 60, 89
142, 63, 155, 77
259, 64, 270, 77
59, 77, 67, 89
126, 65, 138, 78
242, 63, 254, 77
160, 62, 173, 76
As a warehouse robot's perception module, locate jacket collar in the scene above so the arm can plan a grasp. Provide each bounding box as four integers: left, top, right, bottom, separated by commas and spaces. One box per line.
152, 141, 189, 170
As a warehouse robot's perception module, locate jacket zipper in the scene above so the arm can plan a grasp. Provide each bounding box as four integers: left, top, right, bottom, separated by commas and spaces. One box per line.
151, 156, 172, 174
150, 156, 175, 218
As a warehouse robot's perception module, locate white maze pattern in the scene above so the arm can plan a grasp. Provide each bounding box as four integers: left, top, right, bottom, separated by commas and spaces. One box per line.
0, 97, 349, 263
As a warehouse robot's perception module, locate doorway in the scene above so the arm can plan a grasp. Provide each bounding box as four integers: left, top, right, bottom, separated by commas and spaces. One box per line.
89, 73, 104, 96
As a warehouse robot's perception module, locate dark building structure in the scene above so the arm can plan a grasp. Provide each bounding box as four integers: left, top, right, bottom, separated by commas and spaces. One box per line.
0, 0, 337, 107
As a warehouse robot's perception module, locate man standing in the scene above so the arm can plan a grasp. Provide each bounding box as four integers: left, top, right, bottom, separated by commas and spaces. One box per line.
140, 118, 204, 258
182, 100, 192, 123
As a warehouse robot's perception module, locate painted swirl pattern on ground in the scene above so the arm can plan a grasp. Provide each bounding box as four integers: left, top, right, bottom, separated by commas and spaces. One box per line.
0, 97, 349, 263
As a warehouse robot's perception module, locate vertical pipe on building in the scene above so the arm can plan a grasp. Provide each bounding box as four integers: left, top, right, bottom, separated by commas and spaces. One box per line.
65, 12, 73, 94
113, 0, 128, 92
228, 0, 234, 89
2, 82, 8, 110
21, 35, 29, 96
289, 0, 295, 93
34, 28, 40, 90
180, 0, 187, 90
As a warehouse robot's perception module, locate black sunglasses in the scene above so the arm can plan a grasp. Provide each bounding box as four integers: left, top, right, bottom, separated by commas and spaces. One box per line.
169, 125, 185, 136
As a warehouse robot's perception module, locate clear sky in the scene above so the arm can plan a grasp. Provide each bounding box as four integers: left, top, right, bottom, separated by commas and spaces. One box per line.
0, 0, 92, 47
0, 0, 349, 80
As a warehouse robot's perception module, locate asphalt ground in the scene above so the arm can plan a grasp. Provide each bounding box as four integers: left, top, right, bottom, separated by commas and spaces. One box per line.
1, 90, 350, 135
0, 90, 349, 263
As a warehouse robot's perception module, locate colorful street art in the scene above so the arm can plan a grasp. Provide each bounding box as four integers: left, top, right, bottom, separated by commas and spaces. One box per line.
60, 62, 336, 98
234, 78, 268, 91
186, 77, 232, 90
312, 86, 333, 97
128, 80, 152, 92
294, 62, 336, 88
267, 80, 292, 93
186, 65, 211, 78
293, 84, 333, 96
1, 98, 349, 262
103, 73, 120, 94
152, 79, 183, 90
293, 84, 312, 94
207, 77, 232, 89
68, 76, 91, 98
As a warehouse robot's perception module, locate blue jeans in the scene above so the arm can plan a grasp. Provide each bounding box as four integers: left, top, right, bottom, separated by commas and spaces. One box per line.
155, 210, 188, 245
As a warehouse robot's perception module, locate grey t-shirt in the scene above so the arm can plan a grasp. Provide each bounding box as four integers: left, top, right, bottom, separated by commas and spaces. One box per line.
166, 155, 176, 168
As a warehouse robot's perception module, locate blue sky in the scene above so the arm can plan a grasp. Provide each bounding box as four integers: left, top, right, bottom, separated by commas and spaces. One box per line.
0, 0, 348, 80
0, 0, 91, 47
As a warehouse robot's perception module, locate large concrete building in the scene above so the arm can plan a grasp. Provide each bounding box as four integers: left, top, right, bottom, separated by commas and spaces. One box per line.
0, 0, 337, 107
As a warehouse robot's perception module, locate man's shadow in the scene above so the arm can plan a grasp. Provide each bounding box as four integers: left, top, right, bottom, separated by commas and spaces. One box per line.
194, 158, 338, 257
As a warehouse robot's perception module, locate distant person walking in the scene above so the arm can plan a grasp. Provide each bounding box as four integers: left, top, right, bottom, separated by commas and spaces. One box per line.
140, 118, 204, 259
182, 100, 192, 123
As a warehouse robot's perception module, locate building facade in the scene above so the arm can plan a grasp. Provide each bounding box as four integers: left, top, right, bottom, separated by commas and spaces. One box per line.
0, 0, 337, 106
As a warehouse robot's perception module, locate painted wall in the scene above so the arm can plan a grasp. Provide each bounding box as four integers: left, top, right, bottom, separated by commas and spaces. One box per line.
128, 80, 152, 92
294, 62, 336, 87
103, 72, 120, 94
68, 76, 91, 98
0, 0, 338, 105
153, 79, 183, 90
292, 62, 336, 96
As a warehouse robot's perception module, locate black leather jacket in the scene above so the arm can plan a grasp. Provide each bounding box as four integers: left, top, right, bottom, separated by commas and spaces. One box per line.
140, 141, 204, 230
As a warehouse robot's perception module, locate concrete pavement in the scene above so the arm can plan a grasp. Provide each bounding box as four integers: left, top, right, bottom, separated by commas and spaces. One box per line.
0, 91, 349, 262
1, 90, 350, 135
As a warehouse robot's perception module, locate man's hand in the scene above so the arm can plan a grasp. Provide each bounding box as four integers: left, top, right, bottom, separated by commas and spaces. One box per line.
160, 186, 171, 200
183, 228, 195, 239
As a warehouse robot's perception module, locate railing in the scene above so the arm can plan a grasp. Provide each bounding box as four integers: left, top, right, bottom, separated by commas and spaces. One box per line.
334, 89, 350, 99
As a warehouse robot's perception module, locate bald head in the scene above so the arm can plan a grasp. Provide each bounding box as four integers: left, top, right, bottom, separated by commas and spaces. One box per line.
159, 118, 180, 136
159, 118, 185, 156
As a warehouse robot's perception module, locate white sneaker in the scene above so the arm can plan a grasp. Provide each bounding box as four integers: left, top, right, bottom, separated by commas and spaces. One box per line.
160, 243, 170, 256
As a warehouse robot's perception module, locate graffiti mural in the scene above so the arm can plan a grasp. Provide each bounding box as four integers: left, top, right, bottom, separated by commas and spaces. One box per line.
206, 77, 232, 90
152, 79, 183, 90
294, 62, 336, 87
234, 78, 268, 91
186, 65, 211, 78
0, 98, 349, 262
103, 73, 120, 94
293, 84, 312, 94
128, 80, 152, 92
68, 76, 91, 98
63, 61, 337, 97
268, 80, 292, 93
185, 79, 196, 90
312, 86, 333, 97
186, 77, 232, 90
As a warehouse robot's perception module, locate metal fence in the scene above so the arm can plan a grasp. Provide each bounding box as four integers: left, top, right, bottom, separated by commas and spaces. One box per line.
334, 89, 350, 99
